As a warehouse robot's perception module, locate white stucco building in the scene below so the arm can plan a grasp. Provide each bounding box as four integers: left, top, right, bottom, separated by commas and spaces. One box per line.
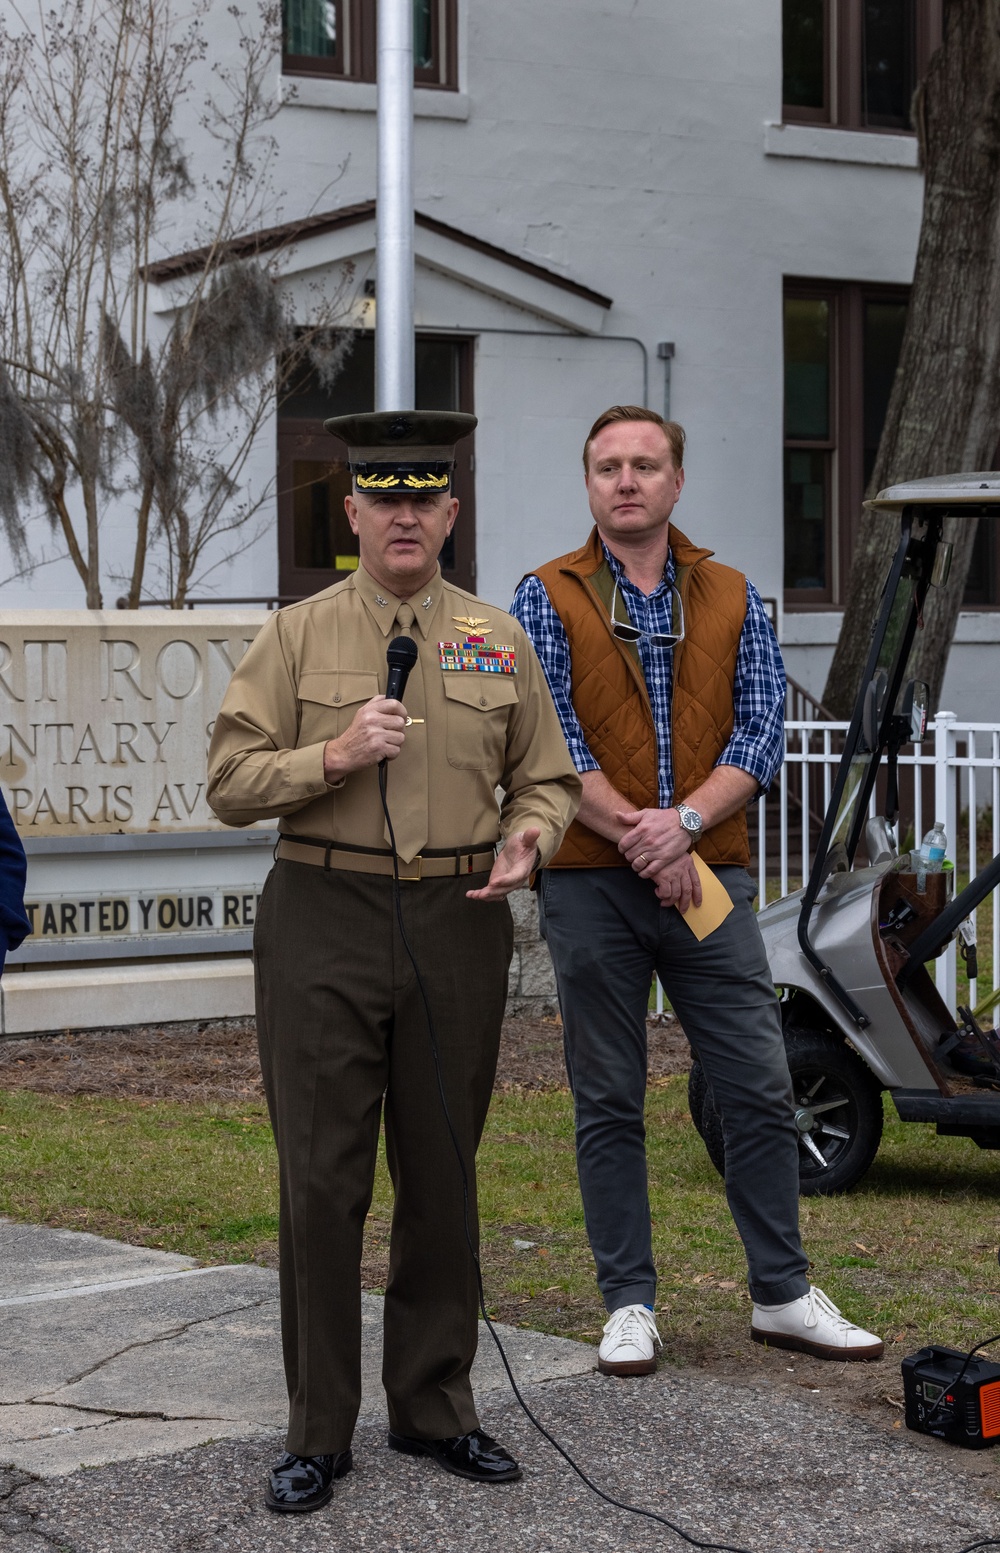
5, 0, 996, 716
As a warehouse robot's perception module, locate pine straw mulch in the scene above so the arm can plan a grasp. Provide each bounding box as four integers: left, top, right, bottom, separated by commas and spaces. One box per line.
0, 1012, 691, 1104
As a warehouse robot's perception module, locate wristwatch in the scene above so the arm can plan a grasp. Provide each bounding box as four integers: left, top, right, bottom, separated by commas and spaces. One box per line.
674, 803, 704, 845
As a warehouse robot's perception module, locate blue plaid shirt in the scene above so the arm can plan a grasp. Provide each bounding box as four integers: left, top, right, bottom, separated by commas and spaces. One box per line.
511, 543, 785, 807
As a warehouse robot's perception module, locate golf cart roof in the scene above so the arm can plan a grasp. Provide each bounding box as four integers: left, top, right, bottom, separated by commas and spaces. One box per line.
865, 472, 1000, 510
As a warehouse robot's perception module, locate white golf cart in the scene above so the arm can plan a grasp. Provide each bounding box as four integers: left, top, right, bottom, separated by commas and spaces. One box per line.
691, 474, 1000, 1194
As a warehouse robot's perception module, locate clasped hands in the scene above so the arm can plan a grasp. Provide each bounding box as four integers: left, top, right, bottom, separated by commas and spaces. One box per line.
617, 806, 703, 912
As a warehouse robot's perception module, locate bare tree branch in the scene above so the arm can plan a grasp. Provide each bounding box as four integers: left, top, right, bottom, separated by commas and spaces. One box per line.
0, 0, 353, 608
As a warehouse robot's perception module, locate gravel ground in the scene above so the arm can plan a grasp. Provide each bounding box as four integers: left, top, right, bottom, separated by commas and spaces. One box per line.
0, 1014, 692, 1102
2, 1368, 999, 1553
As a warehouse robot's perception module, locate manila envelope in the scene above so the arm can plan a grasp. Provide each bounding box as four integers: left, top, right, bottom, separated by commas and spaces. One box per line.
680, 854, 734, 941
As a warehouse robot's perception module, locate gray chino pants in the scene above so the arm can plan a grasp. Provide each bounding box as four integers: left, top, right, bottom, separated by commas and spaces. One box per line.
538, 865, 809, 1312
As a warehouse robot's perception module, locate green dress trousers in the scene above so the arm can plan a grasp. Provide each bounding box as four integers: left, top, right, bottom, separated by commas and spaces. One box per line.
254, 857, 513, 1456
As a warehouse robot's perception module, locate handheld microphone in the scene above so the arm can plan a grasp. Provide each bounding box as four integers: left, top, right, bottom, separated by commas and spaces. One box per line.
385, 634, 418, 703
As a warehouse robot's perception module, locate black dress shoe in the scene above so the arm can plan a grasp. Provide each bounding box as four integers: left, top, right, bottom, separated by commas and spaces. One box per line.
387, 1427, 521, 1482
264, 1449, 353, 1513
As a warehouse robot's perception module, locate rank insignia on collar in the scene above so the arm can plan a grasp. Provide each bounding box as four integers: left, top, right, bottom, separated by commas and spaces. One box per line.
439, 641, 517, 675
452, 614, 491, 635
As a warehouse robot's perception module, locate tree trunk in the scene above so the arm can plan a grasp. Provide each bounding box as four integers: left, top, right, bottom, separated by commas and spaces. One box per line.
81, 477, 103, 610
173, 510, 193, 609
822, 1, 1000, 718
45, 480, 89, 595
126, 475, 155, 608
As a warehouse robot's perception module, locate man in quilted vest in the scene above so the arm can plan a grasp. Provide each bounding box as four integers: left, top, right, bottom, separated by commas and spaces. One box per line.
512, 405, 883, 1375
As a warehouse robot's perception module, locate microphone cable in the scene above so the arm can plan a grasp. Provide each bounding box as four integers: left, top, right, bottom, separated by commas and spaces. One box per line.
378, 764, 1000, 1553
924, 1336, 1000, 1553
377, 758, 752, 1553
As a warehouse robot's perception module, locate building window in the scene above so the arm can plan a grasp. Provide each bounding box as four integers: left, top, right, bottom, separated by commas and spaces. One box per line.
282, 0, 457, 88
783, 280, 999, 608
784, 280, 907, 605
276, 332, 475, 600
782, 0, 942, 132
783, 296, 833, 597
964, 522, 996, 608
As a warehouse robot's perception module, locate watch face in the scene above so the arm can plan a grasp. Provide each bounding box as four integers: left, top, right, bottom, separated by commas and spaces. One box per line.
679, 806, 702, 833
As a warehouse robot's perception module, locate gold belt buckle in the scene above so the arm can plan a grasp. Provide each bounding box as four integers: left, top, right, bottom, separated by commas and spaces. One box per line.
396, 854, 424, 882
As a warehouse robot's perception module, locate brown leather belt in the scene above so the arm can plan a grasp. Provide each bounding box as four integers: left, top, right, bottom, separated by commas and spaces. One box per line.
276, 837, 496, 881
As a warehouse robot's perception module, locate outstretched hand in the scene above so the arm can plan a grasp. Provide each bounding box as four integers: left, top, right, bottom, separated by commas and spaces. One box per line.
467, 828, 541, 902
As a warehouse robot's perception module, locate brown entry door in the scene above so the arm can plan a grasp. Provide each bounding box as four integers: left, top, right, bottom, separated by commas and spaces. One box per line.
277, 333, 476, 599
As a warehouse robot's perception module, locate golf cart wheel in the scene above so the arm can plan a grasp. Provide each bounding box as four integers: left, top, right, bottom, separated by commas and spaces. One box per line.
688, 1031, 884, 1196
688, 1060, 725, 1173
686, 1062, 711, 1149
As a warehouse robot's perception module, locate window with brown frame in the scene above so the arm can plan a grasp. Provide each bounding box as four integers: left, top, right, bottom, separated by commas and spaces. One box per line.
282, 0, 457, 88
782, 0, 942, 131
783, 279, 1000, 609
783, 280, 907, 604
276, 332, 476, 601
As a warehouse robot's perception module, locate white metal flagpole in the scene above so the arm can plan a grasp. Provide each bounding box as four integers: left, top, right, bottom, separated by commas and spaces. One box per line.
375, 0, 415, 411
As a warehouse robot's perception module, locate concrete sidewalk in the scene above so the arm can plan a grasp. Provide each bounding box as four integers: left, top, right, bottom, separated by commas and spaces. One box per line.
0, 1220, 593, 1477
1, 1221, 999, 1552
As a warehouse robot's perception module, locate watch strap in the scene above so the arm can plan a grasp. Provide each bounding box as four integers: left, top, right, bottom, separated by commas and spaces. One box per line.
675, 803, 704, 836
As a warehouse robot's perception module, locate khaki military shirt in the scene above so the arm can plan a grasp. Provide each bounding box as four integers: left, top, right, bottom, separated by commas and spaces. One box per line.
207, 565, 581, 865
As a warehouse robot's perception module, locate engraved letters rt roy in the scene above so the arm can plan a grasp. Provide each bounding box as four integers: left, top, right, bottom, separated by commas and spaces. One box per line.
0, 614, 266, 836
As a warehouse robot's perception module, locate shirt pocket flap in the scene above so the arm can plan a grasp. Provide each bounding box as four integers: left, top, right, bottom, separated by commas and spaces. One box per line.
442, 674, 519, 711
298, 670, 379, 708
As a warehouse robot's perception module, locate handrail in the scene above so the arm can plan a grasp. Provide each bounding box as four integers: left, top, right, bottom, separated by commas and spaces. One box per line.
116, 595, 300, 610
785, 673, 836, 723
778, 676, 839, 837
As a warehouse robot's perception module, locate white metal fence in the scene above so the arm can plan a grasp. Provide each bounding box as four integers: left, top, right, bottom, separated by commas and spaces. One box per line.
754, 712, 1000, 1013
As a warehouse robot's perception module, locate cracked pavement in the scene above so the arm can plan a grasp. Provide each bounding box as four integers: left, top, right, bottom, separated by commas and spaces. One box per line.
2, 1221, 1000, 1552
0, 1217, 594, 1465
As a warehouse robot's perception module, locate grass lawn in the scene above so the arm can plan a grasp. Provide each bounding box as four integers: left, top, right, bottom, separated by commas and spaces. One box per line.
2, 1079, 998, 1369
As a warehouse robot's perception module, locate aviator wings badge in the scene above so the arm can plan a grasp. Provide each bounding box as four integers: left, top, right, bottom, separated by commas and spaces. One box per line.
452, 614, 492, 635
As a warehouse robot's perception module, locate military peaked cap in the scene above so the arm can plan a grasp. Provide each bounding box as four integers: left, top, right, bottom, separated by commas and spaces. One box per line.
324, 410, 478, 493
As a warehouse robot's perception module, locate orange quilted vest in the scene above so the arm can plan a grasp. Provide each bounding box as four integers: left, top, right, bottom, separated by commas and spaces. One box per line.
532, 525, 751, 868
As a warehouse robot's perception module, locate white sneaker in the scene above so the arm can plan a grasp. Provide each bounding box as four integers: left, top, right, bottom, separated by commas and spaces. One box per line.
597, 1303, 662, 1376
751, 1285, 884, 1361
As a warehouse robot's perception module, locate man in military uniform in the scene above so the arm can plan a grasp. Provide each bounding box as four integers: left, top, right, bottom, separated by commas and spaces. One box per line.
207, 411, 580, 1513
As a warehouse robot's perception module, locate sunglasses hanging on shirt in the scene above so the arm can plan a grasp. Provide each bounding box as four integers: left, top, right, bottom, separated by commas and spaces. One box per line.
609, 577, 685, 649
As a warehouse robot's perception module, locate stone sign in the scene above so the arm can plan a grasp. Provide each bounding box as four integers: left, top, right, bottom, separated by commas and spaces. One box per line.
0, 611, 267, 836
24, 886, 262, 942
0, 609, 558, 1036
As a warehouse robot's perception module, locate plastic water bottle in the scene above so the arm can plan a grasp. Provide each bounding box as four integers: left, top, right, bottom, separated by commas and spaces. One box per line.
916, 820, 947, 894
